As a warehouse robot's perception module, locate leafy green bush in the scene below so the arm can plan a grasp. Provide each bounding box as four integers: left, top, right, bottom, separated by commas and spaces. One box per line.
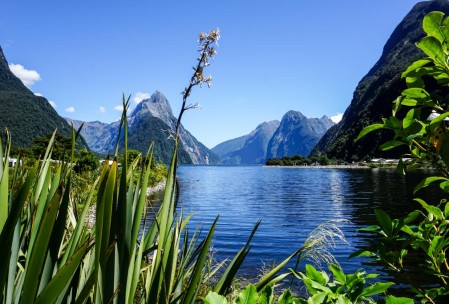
355, 11, 449, 303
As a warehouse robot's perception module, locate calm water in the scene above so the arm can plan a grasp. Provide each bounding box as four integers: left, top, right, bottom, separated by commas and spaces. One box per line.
148, 166, 438, 286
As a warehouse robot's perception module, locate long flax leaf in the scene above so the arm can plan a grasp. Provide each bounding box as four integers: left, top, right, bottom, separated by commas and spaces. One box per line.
117, 95, 130, 304
214, 220, 261, 295
0, 163, 38, 294
62, 176, 99, 264
0, 130, 10, 232
95, 161, 117, 300
20, 184, 63, 303
34, 240, 90, 304
29, 157, 54, 256
5, 221, 20, 304
39, 174, 73, 294
255, 247, 303, 292
183, 216, 219, 304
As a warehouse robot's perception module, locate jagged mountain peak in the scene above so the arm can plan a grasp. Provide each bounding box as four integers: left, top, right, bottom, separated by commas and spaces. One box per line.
284, 110, 307, 120
70, 90, 218, 164
132, 90, 175, 128
267, 111, 334, 159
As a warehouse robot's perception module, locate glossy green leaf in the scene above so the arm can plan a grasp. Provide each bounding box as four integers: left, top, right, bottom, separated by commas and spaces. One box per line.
403, 210, 420, 224
202, 292, 228, 304
403, 109, 416, 129
402, 88, 430, 99
277, 289, 296, 304
379, 140, 405, 151
423, 11, 445, 42
415, 198, 444, 220
414, 176, 448, 194
360, 282, 394, 297
236, 284, 258, 304
349, 250, 377, 259
258, 285, 274, 304
305, 264, 328, 286
429, 112, 449, 131
400, 98, 418, 106
329, 264, 346, 284
354, 124, 384, 142
374, 209, 393, 236
417, 36, 446, 66
401, 58, 432, 78
384, 295, 414, 304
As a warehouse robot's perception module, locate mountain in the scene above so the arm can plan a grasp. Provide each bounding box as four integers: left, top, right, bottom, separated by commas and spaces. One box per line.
212, 120, 280, 165
0, 46, 88, 148
267, 112, 334, 159
69, 91, 219, 164
311, 0, 449, 161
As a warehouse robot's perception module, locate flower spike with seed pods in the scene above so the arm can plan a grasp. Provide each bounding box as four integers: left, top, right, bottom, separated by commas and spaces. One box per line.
175, 28, 219, 137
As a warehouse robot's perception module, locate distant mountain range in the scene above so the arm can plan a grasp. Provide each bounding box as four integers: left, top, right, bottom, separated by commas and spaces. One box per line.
68, 91, 219, 164
212, 112, 334, 165
311, 0, 449, 161
3, 0, 442, 165
212, 120, 280, 165
0, 46, 88, 149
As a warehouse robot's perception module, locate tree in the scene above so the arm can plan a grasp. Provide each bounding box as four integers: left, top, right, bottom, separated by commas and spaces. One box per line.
75, 149, 98, 173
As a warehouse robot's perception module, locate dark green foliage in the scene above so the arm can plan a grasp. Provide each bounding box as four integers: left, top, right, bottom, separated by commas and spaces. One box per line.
354, 10, 449, 302
0, 47, 88, 149
75, 149, 98, 173
311, 0, 449, 161
32, 133, 72, 160
266, 154, 333, 166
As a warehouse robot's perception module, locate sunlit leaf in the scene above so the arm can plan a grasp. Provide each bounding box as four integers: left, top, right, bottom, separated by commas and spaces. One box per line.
355, 124, 384, 142
379, 140, 405, 151
417, 36, 446, 66
414, 176, 448, 194
423, 11, 445, 42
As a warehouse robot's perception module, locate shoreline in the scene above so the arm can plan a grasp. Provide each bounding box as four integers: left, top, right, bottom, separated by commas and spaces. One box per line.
263, 165, 373, 169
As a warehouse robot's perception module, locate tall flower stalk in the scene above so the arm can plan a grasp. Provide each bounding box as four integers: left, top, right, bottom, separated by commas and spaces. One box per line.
175, 28, 220, 136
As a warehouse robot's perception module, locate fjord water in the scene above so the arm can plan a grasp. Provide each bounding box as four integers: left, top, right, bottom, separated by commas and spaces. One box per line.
149, 166, 434, 282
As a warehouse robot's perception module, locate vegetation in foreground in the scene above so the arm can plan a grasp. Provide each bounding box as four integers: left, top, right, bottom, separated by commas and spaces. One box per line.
4, 10, 449, 303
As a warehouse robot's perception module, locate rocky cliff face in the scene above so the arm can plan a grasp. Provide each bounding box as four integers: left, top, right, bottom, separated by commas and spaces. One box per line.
212, 120, 280, 165
0, 46, 88, 148
267, 111, 333, 158
70, 91, 219, 164
311, 0, 449, 161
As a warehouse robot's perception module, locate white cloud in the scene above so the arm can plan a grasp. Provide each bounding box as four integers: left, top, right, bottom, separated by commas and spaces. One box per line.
330, 113, 343, 123
49, 100, 56, 108
133, 92, 151, 104
114, 105, 123, 111
65, 106, 75, 113
99, 106, 106, 113
34, 92, 43, 97
9, 63, 41, 87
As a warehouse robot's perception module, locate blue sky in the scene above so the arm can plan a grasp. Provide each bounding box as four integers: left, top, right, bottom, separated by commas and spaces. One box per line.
1, 0, 422, 148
